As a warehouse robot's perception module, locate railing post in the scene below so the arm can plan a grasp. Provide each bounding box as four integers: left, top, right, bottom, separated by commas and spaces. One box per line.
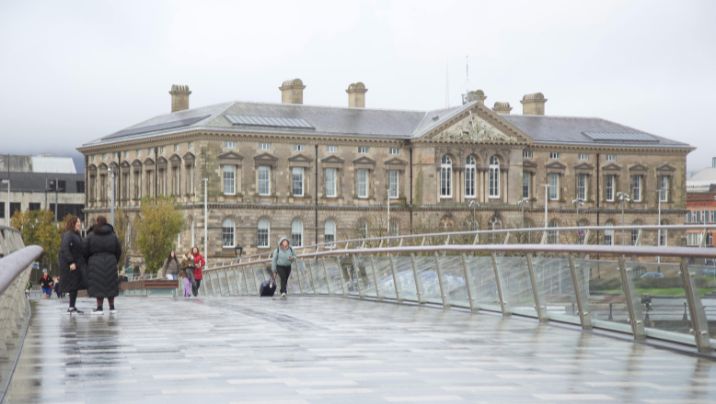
334, 257, 347, 295
350, 254, 364, 298
321, 258, 332, 294
490, 253, 510, 315
389, 255, 401, 303
295, 260, 305, 295
369, 256, 382, 300
679, 257, 712, 353
410, 253, 423, 304
460, 254, 475, 312
250, 265, 260, 292
568, 255, 592, 329
241, 267, 252, 295
618, 256, 645, 339
434, 252, 449, 308
525, 254, 547, 322
306, 258, 317, 294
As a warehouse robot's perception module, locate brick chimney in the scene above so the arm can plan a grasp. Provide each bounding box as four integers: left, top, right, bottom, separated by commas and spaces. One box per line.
279, 78, 306, 104
346, 82, 367, 108
463, 89, 486, 105
169, 84, 191, 112
493, 101, 512, 115
520, 92, 547, 115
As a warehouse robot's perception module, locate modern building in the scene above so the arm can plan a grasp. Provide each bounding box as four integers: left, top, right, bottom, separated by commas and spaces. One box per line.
685, 157, 716, 247
78, 80, 692, 264
0, 155, 85, 226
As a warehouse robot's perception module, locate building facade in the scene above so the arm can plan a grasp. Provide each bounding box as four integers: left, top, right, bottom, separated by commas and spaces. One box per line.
685, 158, 716, 247
0, 155, 85, 226
78, 80, 692, 266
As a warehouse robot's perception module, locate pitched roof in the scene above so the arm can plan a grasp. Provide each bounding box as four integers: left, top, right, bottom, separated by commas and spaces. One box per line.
80, 100, 690, 150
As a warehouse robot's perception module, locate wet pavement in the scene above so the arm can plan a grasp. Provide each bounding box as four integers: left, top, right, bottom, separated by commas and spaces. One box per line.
5, 296, 716, 403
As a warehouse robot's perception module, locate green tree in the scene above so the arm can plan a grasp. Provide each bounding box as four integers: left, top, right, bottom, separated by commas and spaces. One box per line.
11, 210, 61, 272
134, 197, 184, 274
114, 208, 131, 269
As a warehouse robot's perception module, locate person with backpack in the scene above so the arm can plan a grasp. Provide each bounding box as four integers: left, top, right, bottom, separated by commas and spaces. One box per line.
271, 237, 295, 299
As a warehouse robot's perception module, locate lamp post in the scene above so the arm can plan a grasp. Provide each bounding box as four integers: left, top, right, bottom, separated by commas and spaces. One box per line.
1, 179, 9, 225
203, 177, 208, 261
657, 188, 663, 265
543, 183, 550, 228
616, 192, 631, 245
109, 168, 116, 225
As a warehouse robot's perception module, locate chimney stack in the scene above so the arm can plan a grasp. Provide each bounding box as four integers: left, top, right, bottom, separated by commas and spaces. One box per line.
279, 78, 306, 104
346, 82, 368, 108
520, 92, 547, 115
169, 84, 191, 112
493, 101, 512, 115
463, 89, 486, 105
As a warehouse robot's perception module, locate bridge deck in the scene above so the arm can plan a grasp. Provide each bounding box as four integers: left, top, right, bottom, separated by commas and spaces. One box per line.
5, 296, 716, 403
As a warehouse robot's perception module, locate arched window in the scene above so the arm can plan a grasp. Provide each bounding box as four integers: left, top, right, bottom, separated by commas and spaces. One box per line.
291, 218, 303, 247
465, 155, 476, 198
631, 220, 643, 246
547, 219, 559, 244
488, 155, 500, 198
440, 155, 452, 198
257, 218, 270, 248
222, 218, 235, 248
604, 221, 615, 246
324, 219, 336, 246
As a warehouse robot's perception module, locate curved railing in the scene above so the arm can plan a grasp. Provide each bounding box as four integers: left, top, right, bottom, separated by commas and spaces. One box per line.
213, 224, 716, 267
0, 244, 43, 401
204, 243, 716, 354
0, 225, 25, 257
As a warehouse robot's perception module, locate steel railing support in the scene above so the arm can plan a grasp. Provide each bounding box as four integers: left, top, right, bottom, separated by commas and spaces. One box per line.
434, 252, 449, 308
389, 255, 401, 302
618, 256, 645, 339
368, 256, 381, 300
350, 254, 364, 298
460, 254, 475, 312
568, 255, 592, 329
410, 253, 423, 304
490, 253, 510, 315
525, 254, 547, 322
679, 257, 712, 353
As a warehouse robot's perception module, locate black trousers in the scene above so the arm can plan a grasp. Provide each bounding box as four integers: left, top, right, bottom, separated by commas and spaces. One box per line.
192, 279, 201, 296
277, 265, 291, 294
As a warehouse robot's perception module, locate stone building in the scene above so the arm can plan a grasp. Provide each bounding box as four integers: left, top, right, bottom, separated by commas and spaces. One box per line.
78, 80, 692, 265
685, 157, 716, 247
0, 155, 85, 226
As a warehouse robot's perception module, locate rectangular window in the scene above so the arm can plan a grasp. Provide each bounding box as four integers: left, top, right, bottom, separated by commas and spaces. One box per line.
465, 166, 476, 198
292, 167, 304, 197
605, 175, 616, 202
658, 175, 670, 202
388, 170, 399, 199
76, 181, 85, 193
222, 165, 235, 195
356, 169, 369, 198
259, 143, 271, 151
158, 146, 165, 154
522, 172, 532, 198
522, 149, 533, 159
606, 154, 616, 161
224, 141, 236, 150
548, 173, 559, 200
293, 144, 304, 152
389, 147, 400, 155
578, 153, 588, 161
324, 168, 337, 197
577, 174, 588, 201
222, 224, 235, 248
258, 166, 271, 196
631, 229, 640, 246
0, 202, 4, 218
257, 228, 269, 248
29, 202, 41, 211
326, 145, 337, 153
174, 144, 179, 152
549, 152, 560, 159
358, 146, 369, 154
630, 175, 643, 202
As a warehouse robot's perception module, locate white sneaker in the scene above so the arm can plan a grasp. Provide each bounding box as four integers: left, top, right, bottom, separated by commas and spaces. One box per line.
109, 309, 117, 314
281, 292, 287, 299
91, 308, 104, 315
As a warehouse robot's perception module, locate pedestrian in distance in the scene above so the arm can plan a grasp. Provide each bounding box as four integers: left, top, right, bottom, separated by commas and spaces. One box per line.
39, 269, 53, 298
59, 215, 86, 314
190, 246, 205, 297
162, 250, 180, 280
180, 269, 192, 298
84, 216, 122, 314
181, 250, 196, 287
53, 276, 63, 298
271, 236, 296, 299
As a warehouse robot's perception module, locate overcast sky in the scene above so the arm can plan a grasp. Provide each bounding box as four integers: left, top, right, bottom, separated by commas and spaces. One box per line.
1, 0, 715, 171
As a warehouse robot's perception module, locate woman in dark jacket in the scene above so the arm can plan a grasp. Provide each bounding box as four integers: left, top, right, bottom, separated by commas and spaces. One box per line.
59, 215, 86, 314
84, 215, 122, 314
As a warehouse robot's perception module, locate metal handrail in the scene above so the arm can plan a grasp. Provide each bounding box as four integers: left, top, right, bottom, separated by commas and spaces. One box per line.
224, 224, 716, 266
0, 246, 42, 295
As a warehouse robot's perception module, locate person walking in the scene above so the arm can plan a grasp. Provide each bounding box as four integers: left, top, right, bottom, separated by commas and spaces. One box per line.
59, 215, 86, 314
190, 247, 205, 296
39, 269, 54, 298
84, 216, 122, 314
271, 237, 295, 299
181, 269, 192, 298
162, 250, 181, 280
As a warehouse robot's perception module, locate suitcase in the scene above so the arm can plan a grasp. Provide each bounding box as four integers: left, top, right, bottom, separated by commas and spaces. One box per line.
259, 280, 276, 297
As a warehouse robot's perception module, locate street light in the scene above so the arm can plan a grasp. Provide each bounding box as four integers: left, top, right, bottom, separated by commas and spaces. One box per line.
109, 168, 116, 225
616, 191, 631, 245
203, 177, 208, 261
517, 197, 530, 241
1, 179, 9, 224
543, 183, 551, 228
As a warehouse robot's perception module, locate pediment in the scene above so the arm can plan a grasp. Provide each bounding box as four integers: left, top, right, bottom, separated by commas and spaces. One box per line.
120, 161, 130, 168
183, 152, 195, 162
321, 155, 344, 164
602, 163, 622, 171
573, 162, 594, 171
144, 158, 155, 166
656, 163, 676, 173
352, 156, 376, 166
157, 157, 168, 168
523, 160, 537, 169
288, 153, 313, 163
426, 105, 530, 145
131, 159, 142, 168
98, 163, 108, 170
254, 152, 278, 167
87, 164, 97, 172
218, 151, 244, 161
629, 163, 648, 172
545, 161, 566, 170
384, 157, 407, 166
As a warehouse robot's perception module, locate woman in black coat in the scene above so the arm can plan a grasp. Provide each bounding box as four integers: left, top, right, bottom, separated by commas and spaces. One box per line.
84, 215, 122, 314
58, 215, 86, 314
